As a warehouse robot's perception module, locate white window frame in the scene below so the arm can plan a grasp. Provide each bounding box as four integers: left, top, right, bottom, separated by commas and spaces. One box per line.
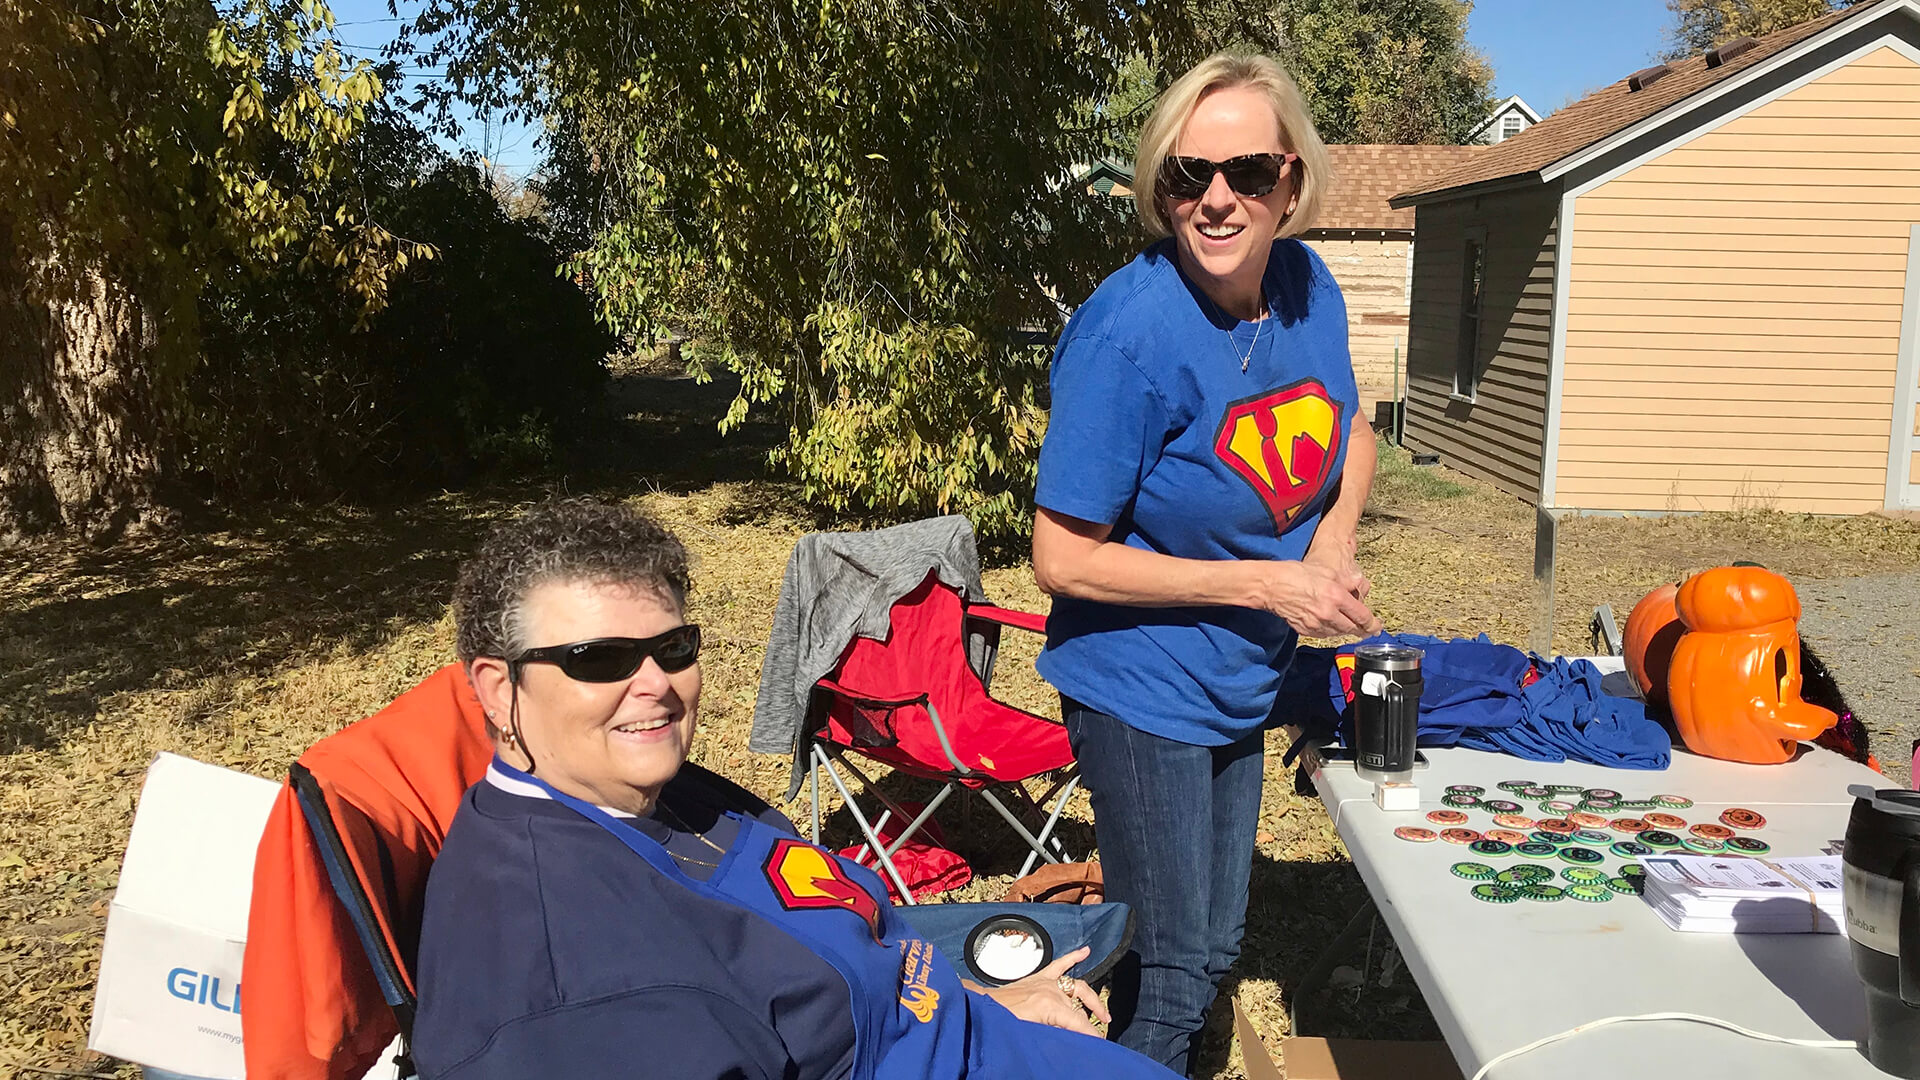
1454, 226, 1488, 402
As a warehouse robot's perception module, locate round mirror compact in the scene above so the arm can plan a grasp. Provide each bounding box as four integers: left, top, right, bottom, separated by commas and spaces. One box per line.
964, 914, 1054, 986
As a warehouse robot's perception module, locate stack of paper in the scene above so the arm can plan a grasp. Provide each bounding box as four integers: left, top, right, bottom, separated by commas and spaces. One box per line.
1640, 854, 1844, 934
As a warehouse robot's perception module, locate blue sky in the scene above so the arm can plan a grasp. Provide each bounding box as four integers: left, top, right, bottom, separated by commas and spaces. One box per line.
324, 0, 1683, 175
1467, 0, 1676, 113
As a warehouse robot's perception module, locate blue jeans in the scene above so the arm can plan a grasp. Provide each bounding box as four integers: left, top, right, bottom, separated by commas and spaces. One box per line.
1063, 697, 1264, 1077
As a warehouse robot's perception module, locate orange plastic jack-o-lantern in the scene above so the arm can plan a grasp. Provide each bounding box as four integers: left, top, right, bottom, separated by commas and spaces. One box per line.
1666, 566, 1837, 764
1623, 582, 1682, 705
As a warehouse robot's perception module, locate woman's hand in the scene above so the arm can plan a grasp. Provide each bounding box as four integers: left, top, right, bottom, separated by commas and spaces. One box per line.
1303, 527, 1363, 591
1249, 559, 1380, 638
975, 946, 1110, 1036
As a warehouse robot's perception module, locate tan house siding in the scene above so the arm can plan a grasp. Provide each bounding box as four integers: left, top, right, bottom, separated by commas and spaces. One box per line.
1402, 189, 1559, 502
1559, 45, 1920, 513
1307, 237, 1412, 395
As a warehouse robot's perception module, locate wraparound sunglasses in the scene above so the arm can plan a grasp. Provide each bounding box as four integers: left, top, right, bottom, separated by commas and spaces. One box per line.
1157, 152, 1299, 201
507, 624, 702, 683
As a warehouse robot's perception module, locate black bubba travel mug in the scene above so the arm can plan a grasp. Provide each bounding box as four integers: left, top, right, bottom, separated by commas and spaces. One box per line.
1351, 644, 1422, 784
1845, 784, 1920, 1078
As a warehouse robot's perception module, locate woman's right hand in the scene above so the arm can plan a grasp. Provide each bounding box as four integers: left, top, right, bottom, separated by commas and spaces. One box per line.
1249, 560, 1380, 638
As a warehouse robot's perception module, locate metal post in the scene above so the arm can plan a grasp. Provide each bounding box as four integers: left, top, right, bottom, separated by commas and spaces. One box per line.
1391, 344, 1401, 446
1531, 505, 1558, 656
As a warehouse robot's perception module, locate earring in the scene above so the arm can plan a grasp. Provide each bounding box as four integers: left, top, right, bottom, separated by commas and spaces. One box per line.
503, 730, 518, 746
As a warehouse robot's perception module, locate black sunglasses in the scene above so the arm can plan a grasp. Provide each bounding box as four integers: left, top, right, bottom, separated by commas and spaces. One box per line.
1157, 152, 1299, 201
508, 625, 703, 683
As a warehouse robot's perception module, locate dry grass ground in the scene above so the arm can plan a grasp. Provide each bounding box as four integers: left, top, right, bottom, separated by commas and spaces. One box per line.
6, 365, 1920, 1078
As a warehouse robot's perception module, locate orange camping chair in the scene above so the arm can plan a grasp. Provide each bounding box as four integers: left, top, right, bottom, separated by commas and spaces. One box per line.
243, 664, 493, 1080
806, 571, 1078, 904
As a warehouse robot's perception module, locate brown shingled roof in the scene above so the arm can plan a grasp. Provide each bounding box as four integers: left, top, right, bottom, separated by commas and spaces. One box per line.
1315, 144, 1490, 230
1392, 0, 1894, 204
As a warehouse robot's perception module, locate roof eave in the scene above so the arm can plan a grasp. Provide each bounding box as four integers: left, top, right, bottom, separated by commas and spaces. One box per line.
1540, 0, 1918, 184
1388, 171, 1549, 209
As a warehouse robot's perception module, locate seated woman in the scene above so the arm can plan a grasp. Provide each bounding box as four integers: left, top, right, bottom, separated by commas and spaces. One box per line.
412, 499, 1180, 1080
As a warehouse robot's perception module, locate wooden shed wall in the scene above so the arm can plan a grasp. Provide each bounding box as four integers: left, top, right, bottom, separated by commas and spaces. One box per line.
1403, 190, 1559, 502
1559, 44, 1920, 513
1307, 237, 1413, 397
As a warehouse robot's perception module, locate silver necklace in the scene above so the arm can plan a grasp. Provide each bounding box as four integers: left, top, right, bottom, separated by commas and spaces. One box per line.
1230, 316, 1264, 373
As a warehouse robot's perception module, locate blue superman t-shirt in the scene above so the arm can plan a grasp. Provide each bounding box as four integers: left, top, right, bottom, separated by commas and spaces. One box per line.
1035, 238, 1359, 746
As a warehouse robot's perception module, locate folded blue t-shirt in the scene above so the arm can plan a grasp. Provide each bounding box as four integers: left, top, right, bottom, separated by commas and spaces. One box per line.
1036, 239, 1359, 745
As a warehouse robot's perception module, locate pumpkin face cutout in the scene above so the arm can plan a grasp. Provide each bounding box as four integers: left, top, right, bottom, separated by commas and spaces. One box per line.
1666, 566, 1837, 764
1623, 583, 1682, 704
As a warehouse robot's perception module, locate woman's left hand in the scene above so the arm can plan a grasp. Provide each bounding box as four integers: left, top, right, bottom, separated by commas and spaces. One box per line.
1304, 529, 1368, 600
978, 946, 1110, 1035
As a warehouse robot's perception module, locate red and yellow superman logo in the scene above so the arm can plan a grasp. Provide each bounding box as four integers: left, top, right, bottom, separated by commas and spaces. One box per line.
1213, 379, 1342, 533
764, 837, 884, 942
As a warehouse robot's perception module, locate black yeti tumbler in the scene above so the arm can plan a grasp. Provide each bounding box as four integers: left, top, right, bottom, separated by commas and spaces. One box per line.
1352, 643, 1423, 784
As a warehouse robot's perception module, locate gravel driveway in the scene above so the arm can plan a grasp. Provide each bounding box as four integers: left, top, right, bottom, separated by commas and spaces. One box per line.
1798, 570, 1920, 785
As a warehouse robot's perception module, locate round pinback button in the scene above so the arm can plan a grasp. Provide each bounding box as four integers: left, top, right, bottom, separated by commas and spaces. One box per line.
1720, 808, 1767, 830
1606, 876, 1643, 895
1609, 817, 1651, 833
1469, 839, 1514, 858
1610, 840, 1654, 858
1519, 786, 1555, 800
1568, 812, 1608, 829
1395, 826, 1439, 843
1682, 836, 1726, 853
1536, 818, 1576, 834
1446, 784, 1486, 795
1521, 883, 1566, 902
1427, 810, 1470, 826
1691, 823, 1735, 841
1654, 794, 1694, 809
1571, 829, 1613, 846
1497, 780, 1537, 793
1561, 866, 1608, 885
1567, 884, 1614, 903
1471, 883, 1523, 903
1485, 829, 1531, 845
1492, 814, 1537, 830
1725, 835, 1772, 855
1442, 794, 1482, 809
1644, 812, 1689, 830
1541, 800, 1580, 815
1530, 830, 1570, 846
1559, 846, 1604, 866
1620, 864, 1646, 878
1483, 799, 1524, 814
1441, 828, 1483, 845
1637, 829, 1683, 850
1497, 865, 1552, 884
1452, 862, 1498, 880
1516, 842, 1560, 859
1546, 784, 1584, 795
1584, 788, 1623, 801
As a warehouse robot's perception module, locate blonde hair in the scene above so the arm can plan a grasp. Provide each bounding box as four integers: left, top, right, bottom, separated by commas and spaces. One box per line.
1132, 52, 1331, 240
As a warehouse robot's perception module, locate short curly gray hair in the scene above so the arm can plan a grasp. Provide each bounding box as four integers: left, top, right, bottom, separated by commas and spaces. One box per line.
453, 498, 692, 663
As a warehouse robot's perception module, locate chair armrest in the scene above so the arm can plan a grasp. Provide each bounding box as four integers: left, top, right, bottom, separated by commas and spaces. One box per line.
965, 604, 1047, 635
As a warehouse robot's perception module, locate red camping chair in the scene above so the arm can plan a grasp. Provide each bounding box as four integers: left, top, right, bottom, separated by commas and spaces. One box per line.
806, 572, 1078, 904
244, 664, 492, 1080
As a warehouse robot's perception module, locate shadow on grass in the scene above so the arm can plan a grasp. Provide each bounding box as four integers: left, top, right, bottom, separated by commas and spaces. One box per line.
0, 361, 806, 756
0, 495, 525, 752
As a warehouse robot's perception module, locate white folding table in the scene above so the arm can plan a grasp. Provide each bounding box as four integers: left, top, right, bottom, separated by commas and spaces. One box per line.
1308, 740, 1891, 1079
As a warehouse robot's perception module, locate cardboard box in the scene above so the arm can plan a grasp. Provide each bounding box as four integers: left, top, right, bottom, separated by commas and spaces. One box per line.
1235, 999, 1463, 1080
89, 753, 280, 1079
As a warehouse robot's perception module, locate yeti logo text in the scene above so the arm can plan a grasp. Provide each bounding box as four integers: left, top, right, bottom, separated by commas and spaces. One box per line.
1212, 379, 1342, 533
167, 967, 242, 1014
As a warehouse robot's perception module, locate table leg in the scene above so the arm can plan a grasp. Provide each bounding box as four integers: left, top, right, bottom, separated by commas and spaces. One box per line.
1287, 896, 1379, 1035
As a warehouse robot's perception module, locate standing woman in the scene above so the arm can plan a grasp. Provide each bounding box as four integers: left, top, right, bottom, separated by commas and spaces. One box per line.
1031, 53, 1378, 1074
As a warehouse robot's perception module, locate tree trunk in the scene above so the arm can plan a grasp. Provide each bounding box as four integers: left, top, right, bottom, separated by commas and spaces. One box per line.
0, 248, 167, 543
